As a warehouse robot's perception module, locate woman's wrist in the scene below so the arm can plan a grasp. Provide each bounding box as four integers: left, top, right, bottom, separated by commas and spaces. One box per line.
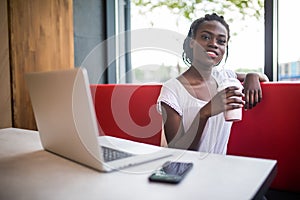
199, 107, 210, 120
245, 72, 269, 82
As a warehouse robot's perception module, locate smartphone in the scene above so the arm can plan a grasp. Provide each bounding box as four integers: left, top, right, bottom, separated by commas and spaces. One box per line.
148, 161, 193, 184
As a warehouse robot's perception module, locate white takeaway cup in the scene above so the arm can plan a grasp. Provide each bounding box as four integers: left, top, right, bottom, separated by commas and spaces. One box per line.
218, 78, 243, 122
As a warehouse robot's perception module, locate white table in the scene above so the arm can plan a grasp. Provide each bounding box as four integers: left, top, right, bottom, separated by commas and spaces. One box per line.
0, 128, 277, 200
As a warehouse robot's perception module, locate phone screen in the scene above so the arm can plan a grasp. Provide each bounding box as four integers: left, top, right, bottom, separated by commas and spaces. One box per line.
149, 161, 193, 184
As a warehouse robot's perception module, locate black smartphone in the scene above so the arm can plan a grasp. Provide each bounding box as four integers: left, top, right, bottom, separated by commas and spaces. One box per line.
148, 161, 193, 184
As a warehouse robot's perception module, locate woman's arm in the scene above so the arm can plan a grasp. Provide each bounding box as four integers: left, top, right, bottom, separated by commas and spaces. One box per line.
236, 72, 269, 82
161, 102, 208, 151
161, 86, 244, 151
236, 72, 269, 109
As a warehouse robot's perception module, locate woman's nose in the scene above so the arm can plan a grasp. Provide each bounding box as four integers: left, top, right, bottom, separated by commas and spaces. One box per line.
208, 38, 218, 48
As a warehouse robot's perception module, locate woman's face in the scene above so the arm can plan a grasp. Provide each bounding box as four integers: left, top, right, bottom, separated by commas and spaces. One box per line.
190, 20, 228, 67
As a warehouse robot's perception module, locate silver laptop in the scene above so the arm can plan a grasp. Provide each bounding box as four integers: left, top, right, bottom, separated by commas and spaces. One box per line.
25, 67, 171, 172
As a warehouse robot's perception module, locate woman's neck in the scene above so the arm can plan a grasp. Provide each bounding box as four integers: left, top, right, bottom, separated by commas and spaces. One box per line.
178, 65, 217, 101
185, 65, 213, 81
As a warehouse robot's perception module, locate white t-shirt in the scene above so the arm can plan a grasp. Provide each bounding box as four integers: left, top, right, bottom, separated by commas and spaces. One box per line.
157, 68, 238, 154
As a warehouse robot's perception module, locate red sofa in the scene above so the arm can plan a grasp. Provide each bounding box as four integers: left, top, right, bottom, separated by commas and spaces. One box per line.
228, 82, 300, 193
90, 83, 300, 193
90, 84, 163, 146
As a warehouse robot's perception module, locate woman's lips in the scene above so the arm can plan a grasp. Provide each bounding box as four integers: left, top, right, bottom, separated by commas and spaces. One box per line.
207, 51, 218, 58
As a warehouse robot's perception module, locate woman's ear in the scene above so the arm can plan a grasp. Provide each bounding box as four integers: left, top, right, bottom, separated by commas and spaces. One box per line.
189, 39, 194, 49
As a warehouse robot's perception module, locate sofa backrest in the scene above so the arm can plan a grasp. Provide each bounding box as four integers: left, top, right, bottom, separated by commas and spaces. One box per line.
90, 84, 163, 146
227, 82, 300, 192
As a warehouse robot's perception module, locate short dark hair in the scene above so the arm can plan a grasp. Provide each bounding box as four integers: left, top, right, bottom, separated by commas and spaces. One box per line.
182, 13, 230, 66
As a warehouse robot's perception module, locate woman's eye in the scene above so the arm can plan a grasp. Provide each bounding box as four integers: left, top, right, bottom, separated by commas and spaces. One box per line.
218, 39, 226, 45
201, 35, 210, 40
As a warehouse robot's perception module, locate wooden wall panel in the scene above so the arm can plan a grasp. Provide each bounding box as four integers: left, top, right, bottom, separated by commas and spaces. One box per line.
9, 0, 74, 129
0, 0, 12, 128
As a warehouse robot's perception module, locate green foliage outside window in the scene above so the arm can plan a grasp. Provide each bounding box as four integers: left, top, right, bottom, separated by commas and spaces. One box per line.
132, 0, 264, 22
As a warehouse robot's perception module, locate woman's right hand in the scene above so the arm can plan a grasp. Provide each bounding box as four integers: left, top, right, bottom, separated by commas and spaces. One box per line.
200, 86, 245, 119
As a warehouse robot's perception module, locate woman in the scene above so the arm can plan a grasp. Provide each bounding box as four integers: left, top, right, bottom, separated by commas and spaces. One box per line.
157, 13, 268, 154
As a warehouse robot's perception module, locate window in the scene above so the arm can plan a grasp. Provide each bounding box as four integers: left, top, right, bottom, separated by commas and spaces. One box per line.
278, 0, 300, 81
74, 1, 298, 83
129, 1, 265, 83
74, 0, 131, 84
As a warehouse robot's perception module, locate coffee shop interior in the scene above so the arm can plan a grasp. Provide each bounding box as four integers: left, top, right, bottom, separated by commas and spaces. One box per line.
0, 0, 299, 199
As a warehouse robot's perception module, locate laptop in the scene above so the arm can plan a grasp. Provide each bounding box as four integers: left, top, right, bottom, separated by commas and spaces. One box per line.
25, 67, 171, 172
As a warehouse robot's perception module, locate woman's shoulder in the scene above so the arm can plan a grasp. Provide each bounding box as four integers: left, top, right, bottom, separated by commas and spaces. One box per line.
212, 67, 237, 80
163, 77, 179, 84
162, 77, 182, 89
161, 77, 189, 99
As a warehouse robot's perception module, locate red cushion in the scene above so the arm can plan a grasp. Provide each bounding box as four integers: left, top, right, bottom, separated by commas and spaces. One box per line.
228, 83, 300, 192
90, 84, 163, 146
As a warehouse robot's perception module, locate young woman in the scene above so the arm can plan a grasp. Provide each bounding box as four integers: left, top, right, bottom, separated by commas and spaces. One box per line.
157, 13, 268, 154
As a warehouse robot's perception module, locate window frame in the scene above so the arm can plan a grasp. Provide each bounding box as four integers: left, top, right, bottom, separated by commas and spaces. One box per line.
264, 0, 278, 81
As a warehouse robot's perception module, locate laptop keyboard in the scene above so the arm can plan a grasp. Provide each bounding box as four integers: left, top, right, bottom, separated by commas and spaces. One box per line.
101, 146, 134, 162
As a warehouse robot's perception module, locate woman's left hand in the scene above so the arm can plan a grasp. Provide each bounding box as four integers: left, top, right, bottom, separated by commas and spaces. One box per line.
243, 73, 262, 109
